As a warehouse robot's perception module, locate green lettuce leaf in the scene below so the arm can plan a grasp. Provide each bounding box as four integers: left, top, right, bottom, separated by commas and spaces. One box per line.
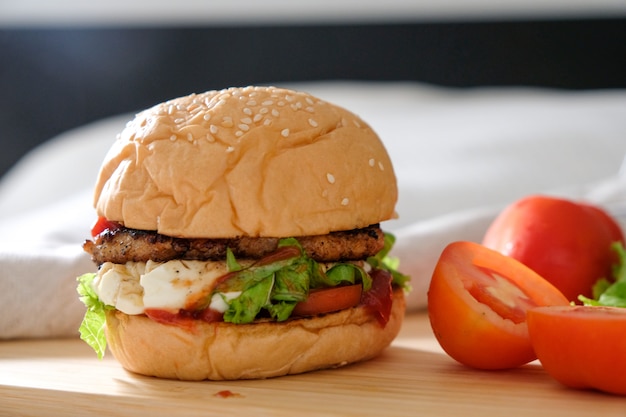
76, 273, 112, 359
219, 233, 411, 324
579, 241, 626, 307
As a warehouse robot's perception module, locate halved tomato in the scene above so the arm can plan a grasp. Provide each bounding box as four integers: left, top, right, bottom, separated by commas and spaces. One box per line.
428, 241, 569, 370
292, 284, 362, 317
527, 305, 626, 396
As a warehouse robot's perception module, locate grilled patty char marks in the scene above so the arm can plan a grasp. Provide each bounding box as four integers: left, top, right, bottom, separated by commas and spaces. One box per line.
83, 224, 384, 265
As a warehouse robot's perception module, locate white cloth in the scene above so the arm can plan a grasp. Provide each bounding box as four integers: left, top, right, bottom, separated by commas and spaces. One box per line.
1, 81, 626, 339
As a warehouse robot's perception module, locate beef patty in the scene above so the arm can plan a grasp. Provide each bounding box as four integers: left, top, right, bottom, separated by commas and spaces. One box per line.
84, 224, 384, 265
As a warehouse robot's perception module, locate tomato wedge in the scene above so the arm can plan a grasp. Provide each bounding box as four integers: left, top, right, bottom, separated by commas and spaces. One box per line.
527, 305, 626, 396
428, 241, 569, 370
292, 284, 362, 317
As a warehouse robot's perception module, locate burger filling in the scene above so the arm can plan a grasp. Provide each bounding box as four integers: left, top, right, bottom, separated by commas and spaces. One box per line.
77, 219, 410, 359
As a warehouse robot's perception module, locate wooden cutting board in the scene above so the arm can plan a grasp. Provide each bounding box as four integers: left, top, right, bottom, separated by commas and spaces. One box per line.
0, 312, 623, 417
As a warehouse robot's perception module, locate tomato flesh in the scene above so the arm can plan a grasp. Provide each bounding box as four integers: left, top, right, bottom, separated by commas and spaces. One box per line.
428, 241, 569, 370
292, 284, 362, 317
467, 266, 539, 324
528, 305, 626, 396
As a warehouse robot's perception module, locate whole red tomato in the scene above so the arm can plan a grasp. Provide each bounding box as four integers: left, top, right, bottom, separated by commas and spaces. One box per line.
482, 195, 624, 302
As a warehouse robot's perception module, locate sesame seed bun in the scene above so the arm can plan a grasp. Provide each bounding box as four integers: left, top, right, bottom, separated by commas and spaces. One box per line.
93, 86, 398, 238
105, 288, 406, 381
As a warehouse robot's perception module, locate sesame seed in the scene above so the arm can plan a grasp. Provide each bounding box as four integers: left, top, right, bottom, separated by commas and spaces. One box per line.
238, 123, 250, 131
326, 173, 335, 184
167, 105, 175, 115
226, 146, 235, 153
262, 100, 274, 106
241, 117, 252, 124
253, 114, 263, 122
174, 118, 185, 124
170, 135, 177, 141
243, 108, 252, 115
354, 120, 362, 128
305, 97, 314, 105
187, 133, 193, 142
341, 198, 349, 206
203, 113, 212, 121
305, 106, 315, 113
369, 158, 375, 167
271, 109, 280, 117
308, 118, 318, 127
277, 101, 285, 106
281, 128, 290, 138
235, 131, 244, 137
285, 95, 294, 102
210, 125, 218, 134
378, 162, 384, 171
259, 108, 269, 114
247, 100, 257, 106
263, 119, 272, 126
206, 134, 215, 142
222, 117, 233, 127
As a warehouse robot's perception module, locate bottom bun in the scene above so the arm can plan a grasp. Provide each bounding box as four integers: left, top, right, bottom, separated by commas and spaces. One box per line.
105, 289, 406, 380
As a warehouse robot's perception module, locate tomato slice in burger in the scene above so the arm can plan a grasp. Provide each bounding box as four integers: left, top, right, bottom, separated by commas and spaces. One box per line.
90, 216, 120, 237
292, 284, 362, 317
527, 305, 626, 396
427, 241, 569, 370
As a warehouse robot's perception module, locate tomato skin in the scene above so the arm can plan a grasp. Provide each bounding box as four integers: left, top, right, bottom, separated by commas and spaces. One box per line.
428, 241, 569, 370
90, 216, 120, 237
483, 195, 625, 302
528, 306, 626, 396
292, 284, 362, 317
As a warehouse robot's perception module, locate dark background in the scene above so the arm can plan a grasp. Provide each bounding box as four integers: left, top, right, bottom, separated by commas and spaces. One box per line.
1, 17, 625, 179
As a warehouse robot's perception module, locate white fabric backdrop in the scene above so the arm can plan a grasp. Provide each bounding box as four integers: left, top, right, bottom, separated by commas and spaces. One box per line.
1, 81, 625, 339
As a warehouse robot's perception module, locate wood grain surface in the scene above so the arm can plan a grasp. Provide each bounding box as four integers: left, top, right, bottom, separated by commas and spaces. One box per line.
1, 312, 623, 417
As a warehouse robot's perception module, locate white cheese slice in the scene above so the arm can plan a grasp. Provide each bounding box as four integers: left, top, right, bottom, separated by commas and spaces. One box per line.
91, 260, 236, 315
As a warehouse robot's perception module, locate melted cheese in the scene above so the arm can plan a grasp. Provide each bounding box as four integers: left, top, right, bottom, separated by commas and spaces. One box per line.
91, 260, 236, 315
92, 259, 355, 315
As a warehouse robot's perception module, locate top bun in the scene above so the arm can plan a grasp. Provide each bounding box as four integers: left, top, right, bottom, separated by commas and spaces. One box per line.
93, 86, 397, 238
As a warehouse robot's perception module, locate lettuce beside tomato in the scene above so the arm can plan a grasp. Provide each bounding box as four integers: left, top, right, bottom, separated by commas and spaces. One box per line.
77, 232, 410, 359
579, 241, 626, 307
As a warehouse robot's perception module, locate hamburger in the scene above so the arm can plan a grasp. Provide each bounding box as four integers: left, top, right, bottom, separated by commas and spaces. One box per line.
77, 86, 410, 380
